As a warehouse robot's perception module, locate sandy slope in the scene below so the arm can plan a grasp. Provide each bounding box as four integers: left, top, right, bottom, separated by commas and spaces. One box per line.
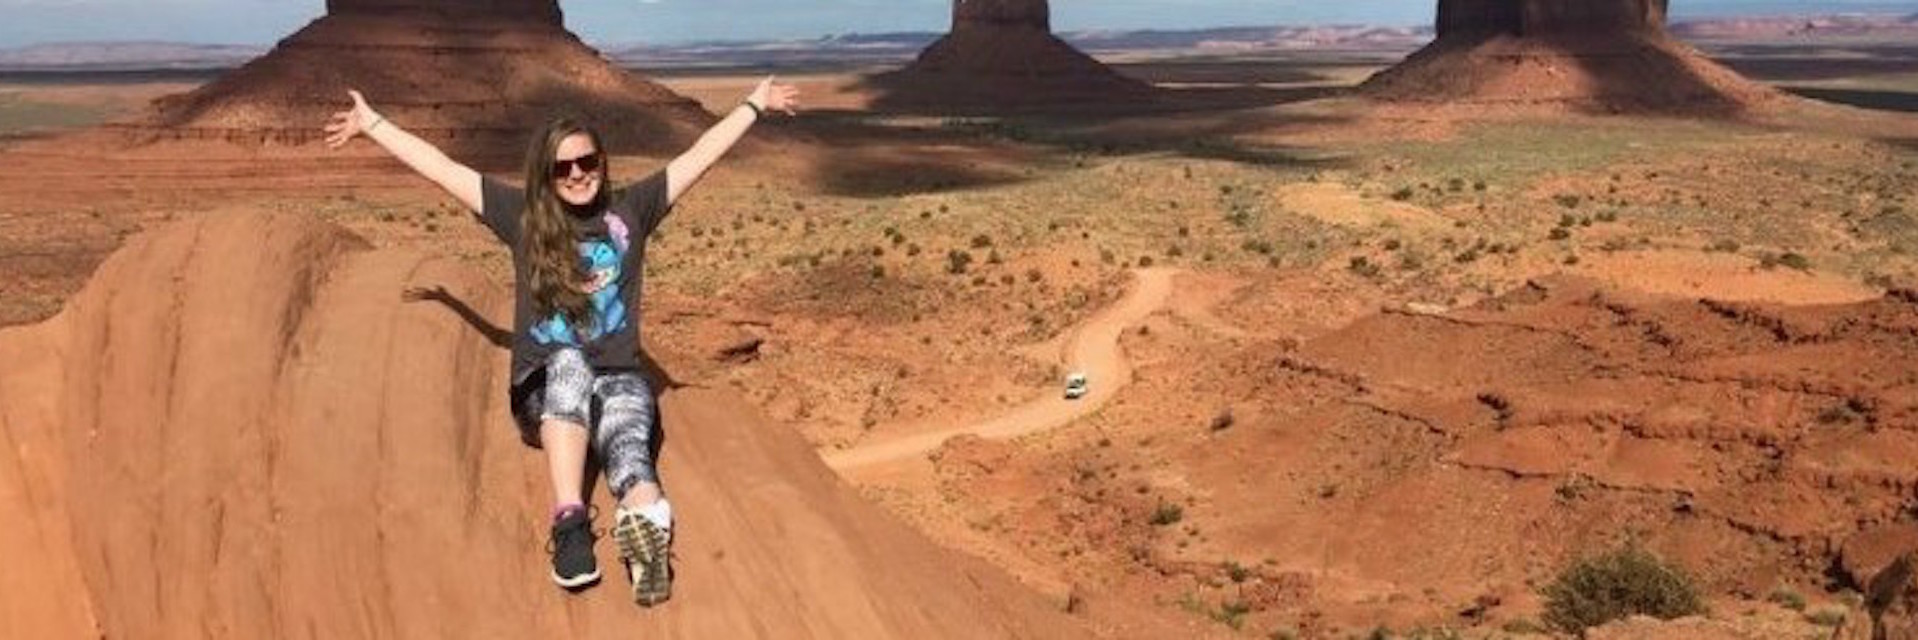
0, 212, 1090, 639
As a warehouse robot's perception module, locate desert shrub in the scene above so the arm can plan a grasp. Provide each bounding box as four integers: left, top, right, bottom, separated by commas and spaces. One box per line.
1149, 502, 1184, 526
1403, 628, 1465, 640
1348, 256, 1381, 278
1767, 587, 1806, 611
1779, 252, 1812, 270
1500, 618, 1546, 634
1805, 607, 1847, 627
946, 250, 973, 274
1541, 543, 1705, 635
1390, 186, 1415, 201
1215, 600, 1251, 630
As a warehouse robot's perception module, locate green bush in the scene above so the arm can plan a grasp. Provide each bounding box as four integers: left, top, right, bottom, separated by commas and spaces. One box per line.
1541, 543, 1705, 635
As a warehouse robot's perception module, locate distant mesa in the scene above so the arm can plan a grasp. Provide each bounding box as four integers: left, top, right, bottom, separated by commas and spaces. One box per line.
868, 0, 1156, 113
1361, 0, 1778, 115
103, 0, 712, 163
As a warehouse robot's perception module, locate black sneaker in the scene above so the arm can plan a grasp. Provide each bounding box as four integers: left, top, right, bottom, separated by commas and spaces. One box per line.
547, 507, 601, 589
612, 508, 673, 606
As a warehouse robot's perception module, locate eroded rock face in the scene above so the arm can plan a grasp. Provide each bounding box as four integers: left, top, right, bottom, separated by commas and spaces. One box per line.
326, 0, 560, 23
1438, 0, 1668, 38
109, 0, 709, 163
1841, 526, 1918, 640
953, 0, 1050, 32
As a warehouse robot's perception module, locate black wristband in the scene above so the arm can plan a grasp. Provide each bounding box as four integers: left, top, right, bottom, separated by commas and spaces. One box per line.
741, 101, 764, 118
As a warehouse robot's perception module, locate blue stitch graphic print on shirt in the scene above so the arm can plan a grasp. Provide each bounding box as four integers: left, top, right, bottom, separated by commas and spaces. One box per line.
531, 212, 632, 345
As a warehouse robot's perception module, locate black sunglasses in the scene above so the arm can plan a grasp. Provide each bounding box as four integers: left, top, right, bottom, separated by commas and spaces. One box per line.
551, 152, 603, 179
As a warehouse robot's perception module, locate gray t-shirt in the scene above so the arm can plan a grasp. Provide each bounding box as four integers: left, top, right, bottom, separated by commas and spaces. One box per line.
479, 170, 672, 381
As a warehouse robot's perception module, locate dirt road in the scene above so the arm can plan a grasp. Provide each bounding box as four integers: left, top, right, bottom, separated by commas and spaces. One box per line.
823, 268, 1176, 470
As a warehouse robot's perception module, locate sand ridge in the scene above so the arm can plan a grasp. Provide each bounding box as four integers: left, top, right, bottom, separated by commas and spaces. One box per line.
0, 212, 1095, 639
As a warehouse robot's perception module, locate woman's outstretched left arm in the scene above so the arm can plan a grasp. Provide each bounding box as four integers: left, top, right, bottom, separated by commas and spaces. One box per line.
665, 76, 799, 205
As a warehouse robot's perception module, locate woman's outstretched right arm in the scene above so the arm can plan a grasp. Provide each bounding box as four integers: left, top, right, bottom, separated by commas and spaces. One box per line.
324, 90, 484, 214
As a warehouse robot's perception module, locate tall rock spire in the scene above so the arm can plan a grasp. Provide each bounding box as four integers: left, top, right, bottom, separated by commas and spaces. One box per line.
1436, 0, 1667, 37
109, 0, 711, 163
952, 0, 1052, 32
1361, 0, 1772, 114
871, 0, 1152, 113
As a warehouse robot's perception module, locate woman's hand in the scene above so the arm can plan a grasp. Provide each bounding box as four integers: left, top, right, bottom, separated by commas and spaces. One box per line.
746, 76, 800, 116
323, 89, 384, 148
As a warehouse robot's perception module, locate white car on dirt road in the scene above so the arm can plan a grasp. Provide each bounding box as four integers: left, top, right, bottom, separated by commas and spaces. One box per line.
1064, 372, 1089, 400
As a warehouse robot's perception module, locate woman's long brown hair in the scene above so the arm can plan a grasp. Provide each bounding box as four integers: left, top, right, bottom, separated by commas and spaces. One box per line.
521, 117, 609, 332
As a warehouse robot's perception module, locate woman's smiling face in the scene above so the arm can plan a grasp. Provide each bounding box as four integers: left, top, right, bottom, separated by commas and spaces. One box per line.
551, 133, 603, 207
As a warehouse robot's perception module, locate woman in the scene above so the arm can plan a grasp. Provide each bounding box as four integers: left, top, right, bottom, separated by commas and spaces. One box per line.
324, 78, 799, 606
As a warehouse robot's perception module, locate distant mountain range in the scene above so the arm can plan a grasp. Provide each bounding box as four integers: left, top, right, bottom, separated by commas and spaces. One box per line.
1, 14, 1914, 72
606, 25, 1436, 69
0, 41, 263, 71
1670, 11, 1918, 38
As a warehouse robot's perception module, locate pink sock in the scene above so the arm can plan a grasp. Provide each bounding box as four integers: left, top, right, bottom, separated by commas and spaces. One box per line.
551, 502, 586, 522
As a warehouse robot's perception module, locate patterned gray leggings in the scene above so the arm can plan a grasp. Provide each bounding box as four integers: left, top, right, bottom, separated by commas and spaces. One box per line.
539, 348, 661, 500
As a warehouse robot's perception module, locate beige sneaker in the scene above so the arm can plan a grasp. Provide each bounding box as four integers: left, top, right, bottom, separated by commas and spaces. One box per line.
612, 506, 673, 606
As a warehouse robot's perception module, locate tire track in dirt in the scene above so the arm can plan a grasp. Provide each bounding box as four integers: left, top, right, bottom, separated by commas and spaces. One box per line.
823, 268, 1176, 471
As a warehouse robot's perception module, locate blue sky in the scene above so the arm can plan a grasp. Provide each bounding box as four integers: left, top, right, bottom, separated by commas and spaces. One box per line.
0, 0, 1914, 48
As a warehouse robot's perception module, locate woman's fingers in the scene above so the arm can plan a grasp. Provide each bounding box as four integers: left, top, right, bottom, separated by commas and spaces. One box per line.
323, 108, 357, 148
773, 84, 801, 115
